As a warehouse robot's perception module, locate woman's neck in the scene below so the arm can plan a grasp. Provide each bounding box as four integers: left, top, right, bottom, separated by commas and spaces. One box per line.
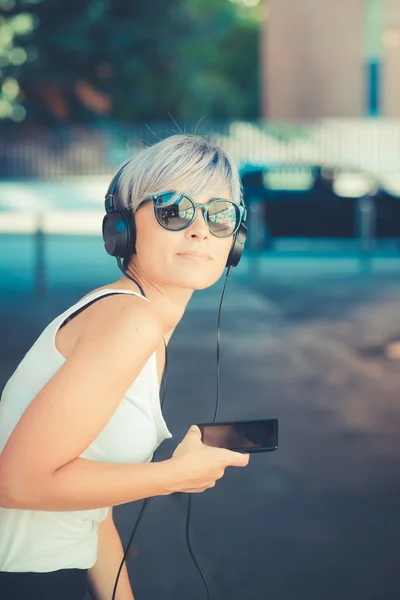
113, 272, 193, 338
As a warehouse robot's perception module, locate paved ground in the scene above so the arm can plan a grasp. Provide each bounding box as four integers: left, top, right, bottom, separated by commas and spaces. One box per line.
1, 246, 400, 600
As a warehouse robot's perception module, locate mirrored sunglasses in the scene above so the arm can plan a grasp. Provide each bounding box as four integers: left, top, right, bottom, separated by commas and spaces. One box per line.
138, 191, 244, 238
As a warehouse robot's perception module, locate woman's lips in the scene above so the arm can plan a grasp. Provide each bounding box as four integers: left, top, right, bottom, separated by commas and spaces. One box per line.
176, 252, 212, 262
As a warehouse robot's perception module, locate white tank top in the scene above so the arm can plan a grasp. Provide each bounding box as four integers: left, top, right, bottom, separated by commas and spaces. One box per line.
0, 288, 172, 573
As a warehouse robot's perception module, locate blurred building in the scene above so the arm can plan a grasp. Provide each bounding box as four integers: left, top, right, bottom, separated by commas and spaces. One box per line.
262, 0, 400, 119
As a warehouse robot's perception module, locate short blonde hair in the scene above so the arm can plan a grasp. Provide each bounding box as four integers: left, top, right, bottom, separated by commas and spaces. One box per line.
114, 134, 243, 214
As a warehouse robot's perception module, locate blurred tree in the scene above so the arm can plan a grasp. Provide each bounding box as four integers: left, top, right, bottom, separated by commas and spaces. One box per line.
0, 0, 262, 124
175, 0, 261, 120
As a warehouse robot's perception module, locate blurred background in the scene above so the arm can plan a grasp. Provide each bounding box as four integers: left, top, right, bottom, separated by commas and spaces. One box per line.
1, 1, 400, 599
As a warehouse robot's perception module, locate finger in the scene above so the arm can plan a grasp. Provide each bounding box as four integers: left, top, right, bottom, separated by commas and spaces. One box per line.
185, 425, 202, 440
181, 481, 215, 493
189, 425, 200, 433
225, 450, 250, 467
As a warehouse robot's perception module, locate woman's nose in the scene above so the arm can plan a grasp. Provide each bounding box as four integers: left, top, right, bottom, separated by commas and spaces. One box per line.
185, 208, 209, 239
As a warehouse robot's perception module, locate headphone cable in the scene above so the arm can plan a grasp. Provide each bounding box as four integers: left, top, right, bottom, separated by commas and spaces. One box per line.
111, 261, 158, 600
185, 265, 232, 600
111, 262, 232, 600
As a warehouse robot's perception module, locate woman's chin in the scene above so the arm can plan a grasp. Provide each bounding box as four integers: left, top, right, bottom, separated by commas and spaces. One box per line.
176, 271, 223, 291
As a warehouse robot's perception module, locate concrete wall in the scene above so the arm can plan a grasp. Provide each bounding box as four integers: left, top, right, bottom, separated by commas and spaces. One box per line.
382, 0, 400, 117
262, 0, 366, 119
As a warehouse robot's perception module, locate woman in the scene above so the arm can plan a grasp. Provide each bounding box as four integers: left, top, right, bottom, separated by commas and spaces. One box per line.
0, 134, 250, 600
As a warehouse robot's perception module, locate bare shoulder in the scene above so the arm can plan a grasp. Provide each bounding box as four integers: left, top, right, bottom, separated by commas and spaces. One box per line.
79, 291, 162, 350
56, 285, 162, 361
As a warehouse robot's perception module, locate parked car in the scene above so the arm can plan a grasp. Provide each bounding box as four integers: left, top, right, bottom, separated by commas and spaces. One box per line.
240, 162, 400, 241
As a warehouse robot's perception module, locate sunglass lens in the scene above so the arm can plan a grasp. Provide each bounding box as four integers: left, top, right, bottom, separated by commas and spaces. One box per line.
155, 193, 194, 229
207, 201, 238, 237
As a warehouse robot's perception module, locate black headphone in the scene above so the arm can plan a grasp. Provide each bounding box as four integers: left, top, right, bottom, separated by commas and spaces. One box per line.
102, 160, 248, 269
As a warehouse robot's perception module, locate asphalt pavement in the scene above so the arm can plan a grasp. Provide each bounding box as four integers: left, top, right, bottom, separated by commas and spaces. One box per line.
1, 246, 400, 600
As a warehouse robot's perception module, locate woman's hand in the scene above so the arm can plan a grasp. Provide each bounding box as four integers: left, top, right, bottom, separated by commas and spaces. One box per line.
167, 425, 250, 494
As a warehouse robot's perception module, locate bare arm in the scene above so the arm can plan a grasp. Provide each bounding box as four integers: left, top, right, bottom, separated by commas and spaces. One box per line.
87, 509, 135, 600
1, 456, 177, 511
0, 297, 180, 510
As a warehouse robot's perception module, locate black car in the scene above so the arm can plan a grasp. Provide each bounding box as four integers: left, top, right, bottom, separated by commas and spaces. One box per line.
240, 163, 400, 242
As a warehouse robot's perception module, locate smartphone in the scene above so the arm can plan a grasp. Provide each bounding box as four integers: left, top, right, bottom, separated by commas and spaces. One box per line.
196, 418, 278, 454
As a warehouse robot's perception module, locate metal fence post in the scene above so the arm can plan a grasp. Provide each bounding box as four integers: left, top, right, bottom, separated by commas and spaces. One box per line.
248, 196, 267, 252
356, 193, 376, 273
34, 213, 46, 295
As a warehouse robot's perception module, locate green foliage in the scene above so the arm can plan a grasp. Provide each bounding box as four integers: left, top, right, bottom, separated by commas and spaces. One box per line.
0, 0, 262, 124
175, 0, 260, 119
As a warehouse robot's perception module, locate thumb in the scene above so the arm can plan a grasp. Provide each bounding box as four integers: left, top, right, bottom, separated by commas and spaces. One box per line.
187, 424, 201, 437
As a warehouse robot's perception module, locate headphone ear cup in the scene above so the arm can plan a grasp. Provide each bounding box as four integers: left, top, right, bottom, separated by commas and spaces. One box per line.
102, 211, 136, 258
226, 223, 248, 268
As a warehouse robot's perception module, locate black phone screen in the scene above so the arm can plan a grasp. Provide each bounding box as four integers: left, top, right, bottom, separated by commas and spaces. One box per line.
197, 418, 278, 453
